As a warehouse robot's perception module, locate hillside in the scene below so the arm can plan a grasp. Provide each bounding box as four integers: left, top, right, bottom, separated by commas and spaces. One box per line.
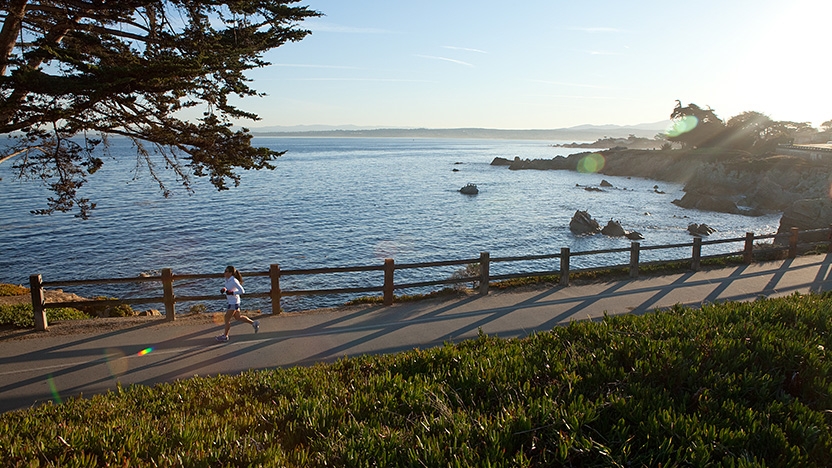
249, 123, 671, 142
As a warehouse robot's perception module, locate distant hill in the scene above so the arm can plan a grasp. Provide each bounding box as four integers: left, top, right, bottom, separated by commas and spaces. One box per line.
248, 121, 672, 142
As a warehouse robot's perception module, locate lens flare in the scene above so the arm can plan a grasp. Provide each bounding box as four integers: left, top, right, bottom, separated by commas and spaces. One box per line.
104, 348, 128, 378
666, 115, 699, 137
47, 374, 62, 404
577, 153, 605, 173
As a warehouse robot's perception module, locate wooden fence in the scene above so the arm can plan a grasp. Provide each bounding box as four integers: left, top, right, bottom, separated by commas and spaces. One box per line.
28, 226, 832, 331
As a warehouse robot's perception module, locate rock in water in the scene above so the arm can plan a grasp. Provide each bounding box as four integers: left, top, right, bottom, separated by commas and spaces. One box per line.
687, 223, 716, 236
570, 210, 601, 235
601, 219, 627, 237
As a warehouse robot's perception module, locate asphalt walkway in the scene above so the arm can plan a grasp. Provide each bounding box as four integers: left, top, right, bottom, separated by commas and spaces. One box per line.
2, 254, 832, 413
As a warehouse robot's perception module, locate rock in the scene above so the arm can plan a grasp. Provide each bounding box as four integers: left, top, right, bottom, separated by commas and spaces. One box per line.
584, 187, 604, 192
139, 309, 162, 316
601, 220, 627, 237
672, 192, 740, 214
490, 157, 514, 166
626, 231, 644, 240
599, 219, 644, 240
600, 179, 613, 187
688, 223, 716, 236
459, 183, 478, 194
569, 210, 601, 235
776, 197, 832, 244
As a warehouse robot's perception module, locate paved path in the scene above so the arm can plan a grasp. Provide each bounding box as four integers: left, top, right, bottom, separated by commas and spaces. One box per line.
3, 254, 832, 413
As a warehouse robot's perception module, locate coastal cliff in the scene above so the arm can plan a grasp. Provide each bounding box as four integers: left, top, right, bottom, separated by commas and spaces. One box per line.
494, 148, 832, 233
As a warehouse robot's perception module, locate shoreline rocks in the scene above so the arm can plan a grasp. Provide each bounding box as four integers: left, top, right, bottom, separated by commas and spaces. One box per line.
569, 211, 644, 239
493, 150, 832, 234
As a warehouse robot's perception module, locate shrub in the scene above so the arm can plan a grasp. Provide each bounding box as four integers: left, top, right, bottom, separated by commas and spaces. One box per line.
79, 297, 136, 317
0, 283, 28, 296
0, 304, 91, 328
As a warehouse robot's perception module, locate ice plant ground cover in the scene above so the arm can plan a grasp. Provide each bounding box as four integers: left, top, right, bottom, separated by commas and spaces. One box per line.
0, 292, 830, 466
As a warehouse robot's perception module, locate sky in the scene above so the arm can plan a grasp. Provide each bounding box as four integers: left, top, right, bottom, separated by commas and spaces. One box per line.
232, 0, 831, 130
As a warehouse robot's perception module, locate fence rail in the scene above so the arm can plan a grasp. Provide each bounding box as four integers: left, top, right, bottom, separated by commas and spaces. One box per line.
28, 226, 832, 331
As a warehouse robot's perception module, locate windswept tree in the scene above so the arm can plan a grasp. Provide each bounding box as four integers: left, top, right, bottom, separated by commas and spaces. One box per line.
819, 120, 832, 142
666, 100, 726, 149
722, 111, 795, 154
0, 0, 320, 218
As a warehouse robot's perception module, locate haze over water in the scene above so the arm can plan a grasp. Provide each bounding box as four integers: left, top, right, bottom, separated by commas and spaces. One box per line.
1, 138, 781, 312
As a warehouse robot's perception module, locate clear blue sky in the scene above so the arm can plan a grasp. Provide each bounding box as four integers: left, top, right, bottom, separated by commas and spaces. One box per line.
235, 0, 830, 130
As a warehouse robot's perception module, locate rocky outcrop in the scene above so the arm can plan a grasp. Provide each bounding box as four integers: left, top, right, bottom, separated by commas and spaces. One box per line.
601, 220, 626, 237
569, 210, 601, 235
687, 223, 716, 236
672, 192, 740, 214
776, 198, 832, 244
496, 149, 832, 220
571, 214, 644, 239
600, 219, 644, 240
673, 155, 832, 215
490, 157, 514, 166
459, 183, 478, 195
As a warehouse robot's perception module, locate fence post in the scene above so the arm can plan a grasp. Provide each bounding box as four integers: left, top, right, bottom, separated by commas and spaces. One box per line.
478, 252, 490, 295
629, 242, 640, 278
789, 227, 799, 258
161, 268, 175, 321
29, 274, 48, 331
692, 237, 702, 271
743, 232, 754, 264
559, 247, 570, 286
383, 258, 394, 306
270, 263, 282, 315
828, 224, 832, 253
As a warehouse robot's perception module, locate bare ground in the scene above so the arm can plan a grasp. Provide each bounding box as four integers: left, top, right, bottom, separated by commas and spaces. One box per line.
0, 289, 248, 341
0, 288, 378, 342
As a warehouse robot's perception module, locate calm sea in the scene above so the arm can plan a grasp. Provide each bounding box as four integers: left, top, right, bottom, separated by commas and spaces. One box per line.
1, 137, 781, 312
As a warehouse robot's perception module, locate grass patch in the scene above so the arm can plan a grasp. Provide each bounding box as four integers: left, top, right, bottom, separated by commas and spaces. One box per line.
0, 284, 28, 296
0, 304, 91, 328
1, 292, 831, 466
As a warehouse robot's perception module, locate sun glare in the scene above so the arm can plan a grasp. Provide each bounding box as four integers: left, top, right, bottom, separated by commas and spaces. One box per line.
737, 1, 832, 125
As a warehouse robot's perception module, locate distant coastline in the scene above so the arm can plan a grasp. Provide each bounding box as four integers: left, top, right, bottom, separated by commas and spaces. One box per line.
250, 123, 670, 142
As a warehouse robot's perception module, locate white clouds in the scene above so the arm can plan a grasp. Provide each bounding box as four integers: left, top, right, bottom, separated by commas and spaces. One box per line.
288, 77, 436, 83
441, 46, 488, 54
307, 22, 396, 34
271, 63, 361, 70
414, 55, 475, 67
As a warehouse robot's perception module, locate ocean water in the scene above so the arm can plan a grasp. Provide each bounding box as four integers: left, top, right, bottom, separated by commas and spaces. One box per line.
0, 137, 781, 312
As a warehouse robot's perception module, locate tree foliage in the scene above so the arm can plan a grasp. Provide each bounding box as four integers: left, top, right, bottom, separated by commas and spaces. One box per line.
0, 0, 320, 218
666, 100, 726, 149
667, 101, 827, 154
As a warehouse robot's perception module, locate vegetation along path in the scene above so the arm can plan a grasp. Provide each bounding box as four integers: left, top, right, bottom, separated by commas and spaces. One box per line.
0, 254, 830, 415
0, 255, 832, 467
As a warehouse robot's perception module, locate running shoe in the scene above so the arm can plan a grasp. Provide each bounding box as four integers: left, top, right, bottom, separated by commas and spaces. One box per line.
216, 335, 229, 342
253, 320, 260, 334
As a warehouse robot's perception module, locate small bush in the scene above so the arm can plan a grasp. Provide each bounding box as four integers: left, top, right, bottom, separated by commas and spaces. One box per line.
188, 303, 208, 314
0, 283, 28, 296
0, 304, 91, 328
79, 297, 136, 317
